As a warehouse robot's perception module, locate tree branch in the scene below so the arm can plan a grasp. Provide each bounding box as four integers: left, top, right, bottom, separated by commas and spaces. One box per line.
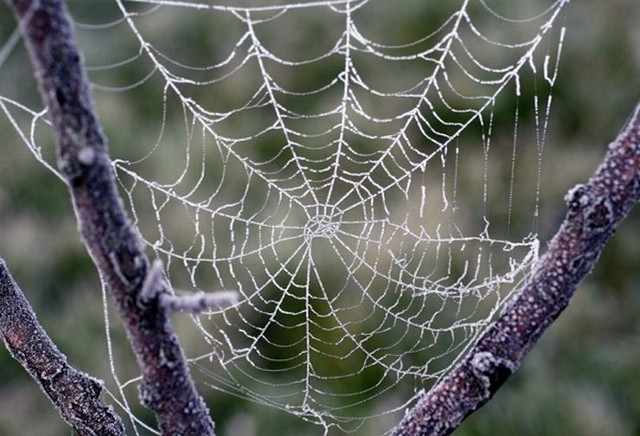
5, 0, 215, 434
391, 103, 640, 435
0, 258, 124, 435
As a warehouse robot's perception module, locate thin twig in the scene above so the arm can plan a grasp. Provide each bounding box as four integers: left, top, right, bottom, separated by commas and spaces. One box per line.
160, 291, 239, 314
392, 103, 640, 435
0, 259, 125, 435
141, 260, 239, 313
4, 0, 215, 434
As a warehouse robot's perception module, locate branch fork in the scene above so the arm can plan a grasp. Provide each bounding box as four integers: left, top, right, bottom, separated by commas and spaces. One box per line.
140, 259, 239, 314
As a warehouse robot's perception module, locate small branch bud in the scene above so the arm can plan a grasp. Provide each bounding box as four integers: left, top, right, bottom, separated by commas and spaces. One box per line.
139, 259, 166, 304
160, 291, 239, 314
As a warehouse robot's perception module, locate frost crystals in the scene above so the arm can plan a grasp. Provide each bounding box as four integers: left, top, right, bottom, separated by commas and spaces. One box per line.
139, 259, 238, 313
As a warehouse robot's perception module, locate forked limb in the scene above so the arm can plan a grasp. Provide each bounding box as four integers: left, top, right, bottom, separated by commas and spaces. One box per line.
140, 259, 239, 313
4, 0, 214, 434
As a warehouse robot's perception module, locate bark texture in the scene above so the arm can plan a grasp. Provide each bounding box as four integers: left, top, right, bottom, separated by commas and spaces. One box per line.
5, 0, 215, 434
0, 259, 125, 435
392, 104, 640, 435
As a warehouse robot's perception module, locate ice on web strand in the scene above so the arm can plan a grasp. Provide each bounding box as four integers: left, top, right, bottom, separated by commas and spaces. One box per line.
0, 0, 571, 433
101, 0, 566, 432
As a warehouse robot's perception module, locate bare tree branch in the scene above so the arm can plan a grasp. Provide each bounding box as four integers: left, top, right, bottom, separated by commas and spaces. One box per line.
140, 260, 239, 313
391, 103, 640, 435
0, 258, 124, 435
4, 0, 215, 434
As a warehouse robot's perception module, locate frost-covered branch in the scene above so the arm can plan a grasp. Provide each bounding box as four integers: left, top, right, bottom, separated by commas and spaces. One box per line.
4, 0, 214, 434
392, 103, 640, 435
0, 258, 124, 435
140, 260, 239, 314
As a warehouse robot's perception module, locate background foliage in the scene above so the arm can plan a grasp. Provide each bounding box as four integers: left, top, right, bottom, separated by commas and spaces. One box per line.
0, 0, 639, 435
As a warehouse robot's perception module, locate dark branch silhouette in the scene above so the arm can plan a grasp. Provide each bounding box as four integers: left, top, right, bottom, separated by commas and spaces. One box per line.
4, 0, 214, 434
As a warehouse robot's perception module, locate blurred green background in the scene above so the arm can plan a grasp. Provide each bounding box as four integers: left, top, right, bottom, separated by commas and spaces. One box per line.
0, 0, 640, 435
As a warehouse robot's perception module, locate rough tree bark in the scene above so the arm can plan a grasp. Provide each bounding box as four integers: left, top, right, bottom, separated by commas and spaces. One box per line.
391, 105, 640, 435
0, 259, 125, 435
4, 0, 214, 434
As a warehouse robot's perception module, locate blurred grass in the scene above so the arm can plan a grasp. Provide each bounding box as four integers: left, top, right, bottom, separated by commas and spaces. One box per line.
0, 0, 639, 435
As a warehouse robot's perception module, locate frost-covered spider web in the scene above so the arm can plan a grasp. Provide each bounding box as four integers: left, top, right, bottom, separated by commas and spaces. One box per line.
1, 0, 568, 433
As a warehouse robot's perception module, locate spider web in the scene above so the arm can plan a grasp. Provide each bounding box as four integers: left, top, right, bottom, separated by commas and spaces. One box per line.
0, 0, 568, 433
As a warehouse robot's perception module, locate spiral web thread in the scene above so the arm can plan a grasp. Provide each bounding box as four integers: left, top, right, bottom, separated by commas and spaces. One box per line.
0, 0, 568, 433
